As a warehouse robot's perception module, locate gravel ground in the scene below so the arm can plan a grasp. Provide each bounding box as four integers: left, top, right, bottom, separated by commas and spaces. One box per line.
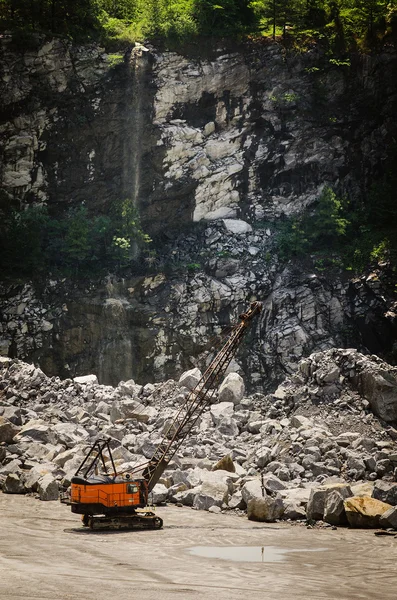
1, 492, 396, 600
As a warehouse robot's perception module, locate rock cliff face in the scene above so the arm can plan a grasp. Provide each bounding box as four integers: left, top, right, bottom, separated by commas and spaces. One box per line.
0, 37, 396, 387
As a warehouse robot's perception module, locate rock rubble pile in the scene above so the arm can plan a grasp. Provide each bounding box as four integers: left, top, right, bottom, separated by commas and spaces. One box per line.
1, 348, 397, 529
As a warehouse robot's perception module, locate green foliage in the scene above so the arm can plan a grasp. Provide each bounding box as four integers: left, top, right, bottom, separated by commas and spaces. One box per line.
305, 66, 321, 73
98, 14, 141, 47
329, 57, 350, 66
276, 186, 349, 264
118, 199, 152, 245
0, 0, 395, 47
186, 262, 201, 271
276, 153, 397, 274
1, 0, 101, 39
107, 52, 125, 67
0, 199, 151, 279
193, 0, 258, 37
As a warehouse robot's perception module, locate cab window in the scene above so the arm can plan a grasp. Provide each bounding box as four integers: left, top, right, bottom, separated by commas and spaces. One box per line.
127, 483, 138, 494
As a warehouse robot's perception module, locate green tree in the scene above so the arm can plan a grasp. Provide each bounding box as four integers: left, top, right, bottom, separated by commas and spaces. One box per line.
193, 0, 258, 36
308, 185, 348, 247
261, 0, 304, 39
351, 0, 388, 39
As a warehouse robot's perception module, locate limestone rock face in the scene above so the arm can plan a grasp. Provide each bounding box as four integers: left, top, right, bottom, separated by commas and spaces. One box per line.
0, 40, 396, 388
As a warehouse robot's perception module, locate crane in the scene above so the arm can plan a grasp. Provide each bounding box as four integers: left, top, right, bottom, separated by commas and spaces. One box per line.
60, 301, 262, 529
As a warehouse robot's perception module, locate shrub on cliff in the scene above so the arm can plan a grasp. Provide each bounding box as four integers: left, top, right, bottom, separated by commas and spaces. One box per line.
0, 200, 151, 279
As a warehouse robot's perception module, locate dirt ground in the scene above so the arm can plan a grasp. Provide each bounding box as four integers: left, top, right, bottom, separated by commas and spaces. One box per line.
0, 493, 396, 600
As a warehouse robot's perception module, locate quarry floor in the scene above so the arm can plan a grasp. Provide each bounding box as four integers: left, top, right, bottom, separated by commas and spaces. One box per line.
0, 493, 395, 600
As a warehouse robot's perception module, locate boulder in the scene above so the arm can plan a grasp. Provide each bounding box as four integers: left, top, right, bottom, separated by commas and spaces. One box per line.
208, 505, 222, 514
290, 415, 314, 429
151, 483, 168, 504
0, 458, 22, 476
222, 219, 252, 234
1, 407, 22, 426
241, 479, 266, 504
174, 486, 200, 506
217, 417, 239, 437
282, 502, 307, 520
355, 369, 397, 422
0, 417, 20, 443
228, 490, 245, 509
37, 474, 59, 501
218, 373, 245, 405
178, 368, 202, 390
255, 447, 272, 468
117, 379, 142, 397
193, 479, 229, 510
53, 448, 81, 468
24, 463, 58, 492
279, 487, 311, 507
261, 473, 287, 493
49, 423, 89, 448
111, 446, 136, 464
210, 402, 234, 425
73, 374, 98, 385
247, 496, 284, 522
344, 496, 393, 528
167, 483, 188, 501
351, 482, 375, 497
306, 488, 328, 521
110, 399, 151, 423
213, 455, 235, 473
14, 420, 51, 443
379, 506, 397, 530
3, 473, 25, 494
323, 487, 353, 526
307, 483, 352, 521
372, 481, 397, 506
95, 401, 110, 415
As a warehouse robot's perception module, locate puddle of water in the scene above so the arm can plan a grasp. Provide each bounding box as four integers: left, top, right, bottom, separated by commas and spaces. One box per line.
189, 546, 328, 563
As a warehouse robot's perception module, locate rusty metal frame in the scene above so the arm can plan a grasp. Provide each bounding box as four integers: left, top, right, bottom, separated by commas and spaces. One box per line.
141, 301, 262, 491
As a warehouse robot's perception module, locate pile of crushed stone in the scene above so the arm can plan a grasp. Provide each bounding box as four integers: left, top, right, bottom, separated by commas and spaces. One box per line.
1, 348, 397, 529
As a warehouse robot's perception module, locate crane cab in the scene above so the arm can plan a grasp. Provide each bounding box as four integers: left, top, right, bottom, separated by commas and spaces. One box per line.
69, 475, 148, 515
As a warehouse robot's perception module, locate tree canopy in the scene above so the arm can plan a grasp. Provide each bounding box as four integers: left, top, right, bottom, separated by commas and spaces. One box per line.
0, 0, 396, 46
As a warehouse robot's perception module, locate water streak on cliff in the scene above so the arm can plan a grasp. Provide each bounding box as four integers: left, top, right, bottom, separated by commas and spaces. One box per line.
123, 45, 150, 202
